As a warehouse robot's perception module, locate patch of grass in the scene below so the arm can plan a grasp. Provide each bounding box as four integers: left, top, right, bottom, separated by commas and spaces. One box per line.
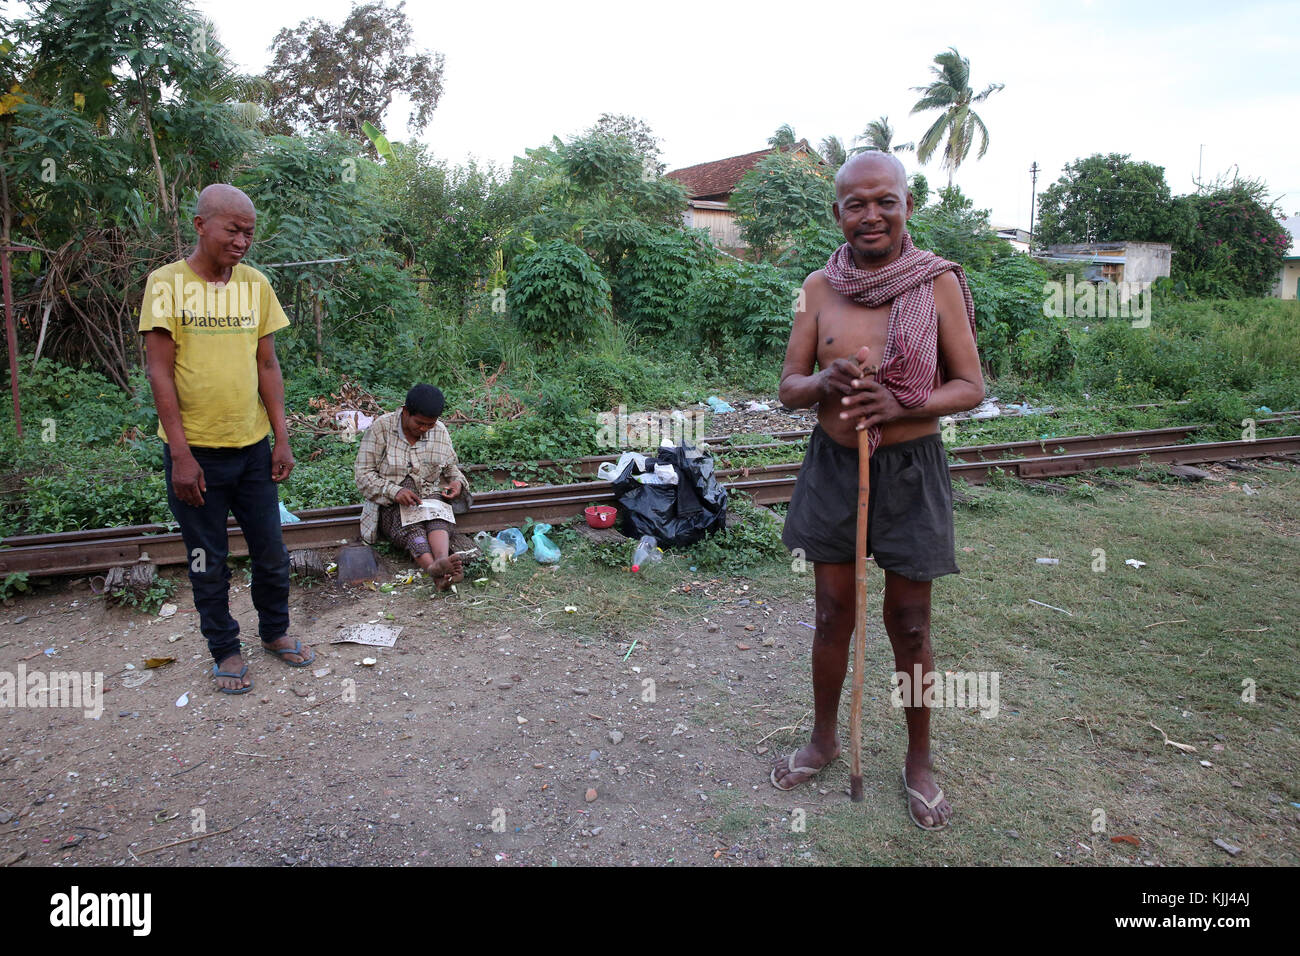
767, 463, 1300, 866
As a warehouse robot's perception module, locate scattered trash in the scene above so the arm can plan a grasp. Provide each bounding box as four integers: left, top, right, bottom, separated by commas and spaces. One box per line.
360, 658, 377, 667
143, 657, 175, 669
531, 523, 561, 564
969, 397, 1001, 420
516, 716, 528, 724
621, 638, 639, 662
612, 443, 728, 546
1254, 406, 1272, 415
312, 667, 331, 679
158, 603, 177, 618
564, 605, 577, 614
175, 691, 189, 708
1149, 721, 1196, 753
597, 451, 649, 482
167, 634, 182, 643
331, 622, 401, 647
1212, 838, 1242, 857
1125, 559, 1146, 569
799, 621, 816, 630
705, 396, 735, 414
1199, 760, 1212, 767
584, 505, 617, 529
334, 409, 375, 433
496, 528, 528, 557
43, 647, 55, 656
336, 542, 382, 585
277, 501, 301, 524
1028, 599, 1072, 616
1035, 558, 1059, 565
744, 401, 771, 412
1242, 484, 1257, 496
630, 536, 662, 573
121, 671, 153, 689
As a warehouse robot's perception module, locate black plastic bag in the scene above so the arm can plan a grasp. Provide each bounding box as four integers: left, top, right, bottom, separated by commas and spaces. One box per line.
611, 444, 728, 547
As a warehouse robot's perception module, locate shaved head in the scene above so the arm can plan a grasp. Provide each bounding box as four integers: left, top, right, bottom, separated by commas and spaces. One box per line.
835, 151, 909, 200
195, 183, 255, 220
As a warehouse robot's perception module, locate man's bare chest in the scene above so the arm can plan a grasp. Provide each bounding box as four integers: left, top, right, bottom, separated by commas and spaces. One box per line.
814, 298, 891, 372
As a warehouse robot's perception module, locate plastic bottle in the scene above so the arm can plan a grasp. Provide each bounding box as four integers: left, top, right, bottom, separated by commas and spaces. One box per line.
631, 535, 662, 572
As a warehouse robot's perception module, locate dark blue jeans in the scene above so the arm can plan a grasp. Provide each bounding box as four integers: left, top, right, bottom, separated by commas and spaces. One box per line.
163, 438, 290, 664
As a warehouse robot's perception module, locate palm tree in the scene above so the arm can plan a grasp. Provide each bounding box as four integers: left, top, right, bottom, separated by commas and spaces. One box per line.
852, 116, 914, 155
910, 47, 1003, 189
767, 124, 798, 150
818, 135, 848, 168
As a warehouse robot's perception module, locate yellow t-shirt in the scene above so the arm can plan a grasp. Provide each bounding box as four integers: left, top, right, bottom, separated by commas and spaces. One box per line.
138, 260, 290, 447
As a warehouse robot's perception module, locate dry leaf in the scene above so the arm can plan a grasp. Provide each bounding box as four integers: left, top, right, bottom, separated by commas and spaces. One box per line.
143, 657, 175, 669
1111, 834, 1141, 846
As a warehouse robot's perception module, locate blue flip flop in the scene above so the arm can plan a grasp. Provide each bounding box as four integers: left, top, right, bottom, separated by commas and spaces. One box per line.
212, 663, 253, 694
261, 638, 316, 668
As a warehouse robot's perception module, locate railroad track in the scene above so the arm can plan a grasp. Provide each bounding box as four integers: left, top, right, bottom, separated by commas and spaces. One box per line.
2, 428, 1298, 577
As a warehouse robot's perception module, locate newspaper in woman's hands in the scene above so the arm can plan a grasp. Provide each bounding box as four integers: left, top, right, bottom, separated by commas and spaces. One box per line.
399, 497, 456, 526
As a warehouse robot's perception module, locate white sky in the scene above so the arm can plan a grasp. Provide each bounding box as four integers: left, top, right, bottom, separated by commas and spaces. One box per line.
195, 0, 1300, 230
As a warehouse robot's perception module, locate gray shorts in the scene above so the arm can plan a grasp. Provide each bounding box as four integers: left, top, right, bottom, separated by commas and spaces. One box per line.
781, 428, 959, 581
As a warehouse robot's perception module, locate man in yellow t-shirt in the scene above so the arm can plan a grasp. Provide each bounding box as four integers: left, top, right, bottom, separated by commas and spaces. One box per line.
139, 183, 314, 694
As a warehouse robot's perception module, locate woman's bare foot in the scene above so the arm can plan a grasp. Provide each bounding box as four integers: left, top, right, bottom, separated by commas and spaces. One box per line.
429, 554, 463, 590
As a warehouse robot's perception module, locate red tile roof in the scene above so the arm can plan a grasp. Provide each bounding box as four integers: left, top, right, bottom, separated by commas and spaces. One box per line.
667, 141, 813, 200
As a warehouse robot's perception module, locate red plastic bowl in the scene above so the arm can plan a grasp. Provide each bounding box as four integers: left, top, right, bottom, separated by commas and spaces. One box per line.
584, 505, 616, 529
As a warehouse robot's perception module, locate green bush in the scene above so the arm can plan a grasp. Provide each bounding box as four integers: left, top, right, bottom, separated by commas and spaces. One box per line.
775, 222, 843, 284
683, 257, 796, 355
509, 239, 611, 346
6, 441, 171, 535
612, 227, 714, 335
965, 253, 1052, 376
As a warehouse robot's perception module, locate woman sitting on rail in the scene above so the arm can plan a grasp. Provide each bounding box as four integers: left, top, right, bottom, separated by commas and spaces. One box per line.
354, 384, 470, 590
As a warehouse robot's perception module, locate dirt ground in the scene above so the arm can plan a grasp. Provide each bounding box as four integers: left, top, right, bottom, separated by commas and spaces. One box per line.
0, 555, 841, 867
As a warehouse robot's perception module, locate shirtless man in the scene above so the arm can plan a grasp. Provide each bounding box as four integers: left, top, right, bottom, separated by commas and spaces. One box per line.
771, 152, 984, 829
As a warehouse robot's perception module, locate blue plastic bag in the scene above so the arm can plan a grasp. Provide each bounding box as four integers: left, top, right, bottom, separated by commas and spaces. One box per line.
496, 528, 528, 557
278, 501, 301, 524
531, 523, 561, 564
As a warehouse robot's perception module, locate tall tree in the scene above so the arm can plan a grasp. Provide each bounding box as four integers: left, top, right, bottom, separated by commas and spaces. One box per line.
1034, 153, 1188, 246
853, 116, 914, 154
262, 1, 444, 147
585, 113, 663, 175
910, 47, 1003, 189
818, 135, 848, 169
767, 124, 798, 150
729, 151, 834, 261
1171, 175, 1288, 297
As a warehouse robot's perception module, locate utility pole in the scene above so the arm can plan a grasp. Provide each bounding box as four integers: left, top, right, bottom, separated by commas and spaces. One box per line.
1028, 161, 1040, 244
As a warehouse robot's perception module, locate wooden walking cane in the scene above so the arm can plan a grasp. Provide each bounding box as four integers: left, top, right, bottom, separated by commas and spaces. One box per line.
849, 422, 871, 802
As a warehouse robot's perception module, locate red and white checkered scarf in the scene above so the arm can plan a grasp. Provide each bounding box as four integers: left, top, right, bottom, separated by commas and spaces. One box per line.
823, 231, 976, 452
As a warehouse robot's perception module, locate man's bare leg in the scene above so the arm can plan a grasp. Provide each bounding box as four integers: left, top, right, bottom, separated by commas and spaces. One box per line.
771, 561, 853, 788
883, 570, 952, 828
